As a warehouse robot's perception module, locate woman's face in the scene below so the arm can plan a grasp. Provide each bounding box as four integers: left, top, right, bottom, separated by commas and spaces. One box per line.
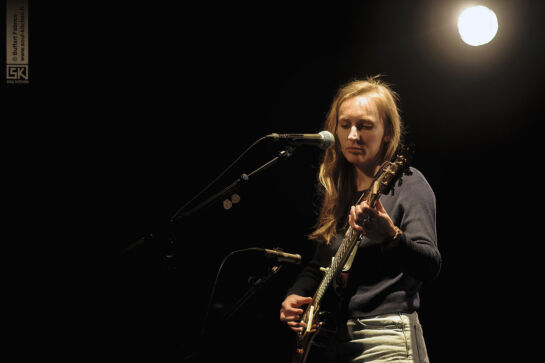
336, 94, 389, 172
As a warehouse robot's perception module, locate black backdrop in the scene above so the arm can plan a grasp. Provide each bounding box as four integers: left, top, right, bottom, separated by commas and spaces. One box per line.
3, 1, 542, 361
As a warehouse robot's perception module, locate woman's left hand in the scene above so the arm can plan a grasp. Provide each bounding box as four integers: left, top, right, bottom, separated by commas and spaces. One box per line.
349, 199, 396, 243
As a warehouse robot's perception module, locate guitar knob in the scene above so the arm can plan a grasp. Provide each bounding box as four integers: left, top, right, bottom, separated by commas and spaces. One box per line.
320, 267, 329, 273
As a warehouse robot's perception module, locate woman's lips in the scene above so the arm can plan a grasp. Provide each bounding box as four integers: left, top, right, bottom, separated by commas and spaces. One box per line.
346, 147, 364, 153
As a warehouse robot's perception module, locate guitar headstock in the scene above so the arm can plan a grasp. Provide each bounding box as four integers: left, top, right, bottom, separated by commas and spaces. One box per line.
387, 143, 414, 193
367, 144, 414, 204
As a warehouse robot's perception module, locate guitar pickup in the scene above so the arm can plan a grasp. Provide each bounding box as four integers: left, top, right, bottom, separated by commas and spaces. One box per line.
306, 305, 315, 334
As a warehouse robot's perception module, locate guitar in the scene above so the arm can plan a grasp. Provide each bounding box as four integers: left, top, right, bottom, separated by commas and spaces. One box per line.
292, 146, 412, 363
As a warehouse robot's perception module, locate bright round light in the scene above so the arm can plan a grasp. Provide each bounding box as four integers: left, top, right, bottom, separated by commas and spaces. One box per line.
457, 6, 498, 46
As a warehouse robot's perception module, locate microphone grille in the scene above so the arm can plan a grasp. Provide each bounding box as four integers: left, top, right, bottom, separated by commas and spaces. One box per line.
318, 131, 335, 149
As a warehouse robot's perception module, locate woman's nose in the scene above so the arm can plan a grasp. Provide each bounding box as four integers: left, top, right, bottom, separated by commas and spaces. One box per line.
348, 126, 359, 140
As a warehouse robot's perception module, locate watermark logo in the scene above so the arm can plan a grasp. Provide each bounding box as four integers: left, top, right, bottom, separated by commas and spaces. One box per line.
6, 64, 29, 83
5, 0, 29, 84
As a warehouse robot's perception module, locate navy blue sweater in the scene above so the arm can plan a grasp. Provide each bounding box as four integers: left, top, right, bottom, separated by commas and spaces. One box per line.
286, 167, 441, 318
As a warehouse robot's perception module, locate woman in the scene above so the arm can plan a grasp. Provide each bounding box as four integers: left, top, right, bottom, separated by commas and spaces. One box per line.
280, 77, 441, 362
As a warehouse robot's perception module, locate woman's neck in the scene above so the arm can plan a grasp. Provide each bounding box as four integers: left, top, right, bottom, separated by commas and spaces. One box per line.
354, 163, 381, 191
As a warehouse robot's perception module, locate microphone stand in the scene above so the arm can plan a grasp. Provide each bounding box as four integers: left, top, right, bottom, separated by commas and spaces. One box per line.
223, 264, 282, 322
123, 142, 304, 362
185, 261, 286, 362
121, 145, 296, 257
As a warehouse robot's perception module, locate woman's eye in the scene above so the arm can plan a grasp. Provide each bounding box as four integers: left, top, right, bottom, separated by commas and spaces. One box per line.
339, 122, 372, 130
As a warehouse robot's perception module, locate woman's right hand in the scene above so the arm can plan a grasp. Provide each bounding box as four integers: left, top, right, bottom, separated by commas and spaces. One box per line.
280, 294, 313, 332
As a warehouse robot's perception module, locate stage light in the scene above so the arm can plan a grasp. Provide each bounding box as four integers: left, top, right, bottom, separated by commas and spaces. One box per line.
457, 6, 498, 46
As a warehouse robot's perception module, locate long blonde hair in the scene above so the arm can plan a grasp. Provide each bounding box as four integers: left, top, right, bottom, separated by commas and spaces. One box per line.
309, 76, 404, 244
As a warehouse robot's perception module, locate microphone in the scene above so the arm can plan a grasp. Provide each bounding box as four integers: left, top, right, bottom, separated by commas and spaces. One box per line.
267, 131, 335, 150
264, 248, 301, 264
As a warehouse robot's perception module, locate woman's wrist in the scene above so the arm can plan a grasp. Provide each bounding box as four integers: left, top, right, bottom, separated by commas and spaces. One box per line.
385, 226, 403, 248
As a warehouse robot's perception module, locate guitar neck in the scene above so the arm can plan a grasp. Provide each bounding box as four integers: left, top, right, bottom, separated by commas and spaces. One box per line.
311, 225, 360, 307
366, 192, 380, 208
310, 189, 380, 306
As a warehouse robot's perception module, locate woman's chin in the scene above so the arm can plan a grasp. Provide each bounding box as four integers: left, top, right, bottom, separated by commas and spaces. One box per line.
344, 154, 366, 165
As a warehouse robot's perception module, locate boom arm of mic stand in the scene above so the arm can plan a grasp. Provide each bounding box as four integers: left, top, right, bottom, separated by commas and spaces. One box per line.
223, 264, 283, 322
170, 146, 295, 223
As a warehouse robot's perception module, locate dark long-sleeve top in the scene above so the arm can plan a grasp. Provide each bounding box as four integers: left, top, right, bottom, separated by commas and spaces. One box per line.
286, 167, 441, 318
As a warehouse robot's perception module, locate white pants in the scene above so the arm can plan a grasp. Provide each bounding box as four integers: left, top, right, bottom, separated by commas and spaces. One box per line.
342, 312, 429, 363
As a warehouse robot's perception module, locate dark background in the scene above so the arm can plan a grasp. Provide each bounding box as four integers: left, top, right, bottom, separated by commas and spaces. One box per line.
3, 0, 542, 361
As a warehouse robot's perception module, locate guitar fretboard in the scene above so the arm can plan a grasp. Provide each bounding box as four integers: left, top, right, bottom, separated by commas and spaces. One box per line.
312, 187, 384, 306
313, 225, 359, 305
